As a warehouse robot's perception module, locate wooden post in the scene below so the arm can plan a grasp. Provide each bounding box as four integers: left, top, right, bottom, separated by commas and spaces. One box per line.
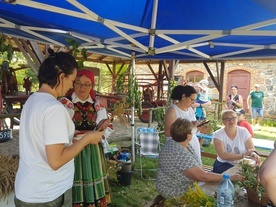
0, 85, 2, 129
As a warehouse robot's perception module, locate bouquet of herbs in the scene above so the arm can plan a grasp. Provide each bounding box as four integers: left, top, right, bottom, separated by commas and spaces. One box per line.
164, 182, 216, 207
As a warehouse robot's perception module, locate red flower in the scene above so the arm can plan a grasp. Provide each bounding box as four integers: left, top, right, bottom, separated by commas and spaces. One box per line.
67, 102, 74, 109
60, 99, 67, 105
87, 112, 96, 121
73, 111, 82, 121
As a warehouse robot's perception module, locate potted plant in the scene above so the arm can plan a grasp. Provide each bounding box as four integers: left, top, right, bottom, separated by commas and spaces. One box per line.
235, 163, 269, 206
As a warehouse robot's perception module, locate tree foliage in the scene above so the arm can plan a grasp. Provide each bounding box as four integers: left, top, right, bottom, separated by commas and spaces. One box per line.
0, 33, 14, 61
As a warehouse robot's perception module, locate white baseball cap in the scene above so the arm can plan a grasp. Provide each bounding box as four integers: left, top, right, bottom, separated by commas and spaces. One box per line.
199, 79, 209, 85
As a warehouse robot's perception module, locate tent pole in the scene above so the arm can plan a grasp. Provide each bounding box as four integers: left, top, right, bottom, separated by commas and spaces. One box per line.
131, 52, 136, 162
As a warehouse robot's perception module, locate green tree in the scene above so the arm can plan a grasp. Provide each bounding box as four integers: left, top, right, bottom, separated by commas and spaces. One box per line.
1, 51, 38, 93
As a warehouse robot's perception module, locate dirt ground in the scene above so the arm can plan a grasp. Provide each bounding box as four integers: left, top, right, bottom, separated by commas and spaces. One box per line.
0, 117, 157, 157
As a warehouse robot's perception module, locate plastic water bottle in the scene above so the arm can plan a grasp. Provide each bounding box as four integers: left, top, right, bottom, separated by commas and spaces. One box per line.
217, 174, 234, 207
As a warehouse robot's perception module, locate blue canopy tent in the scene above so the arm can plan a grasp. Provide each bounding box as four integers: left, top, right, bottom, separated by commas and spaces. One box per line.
1, 0, 276, 61
1, 0, 276, 161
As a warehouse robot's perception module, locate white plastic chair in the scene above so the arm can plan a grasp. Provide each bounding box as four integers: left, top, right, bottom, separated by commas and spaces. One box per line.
135, 127, 160, 180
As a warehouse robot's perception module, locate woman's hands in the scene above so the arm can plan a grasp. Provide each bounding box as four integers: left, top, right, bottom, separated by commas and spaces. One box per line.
230, 174, 244, 181
97, 118, 111, 131
242, 149, 261, 165
243, 149, 255, 157
250, 151, 261, 165
83, 131, 104, 144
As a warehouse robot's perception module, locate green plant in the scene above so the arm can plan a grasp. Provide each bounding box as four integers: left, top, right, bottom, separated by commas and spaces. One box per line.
115, 71, 127, 94
235, 163, 266, 201
65, 38, 87, 69
153, 107, 166, 132
113, 68, 142, 118
167, 80, 177, 102
208, 119, 221, 133
125, 70, 142, 115
0, 33, 14, 84
262, 118, 276, 127
164, 182, 216, 207
0, 33, 14, 61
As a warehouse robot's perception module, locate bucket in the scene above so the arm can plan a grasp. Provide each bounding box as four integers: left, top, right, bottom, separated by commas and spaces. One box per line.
117, 170, 133, 186
118, 162, 132, 172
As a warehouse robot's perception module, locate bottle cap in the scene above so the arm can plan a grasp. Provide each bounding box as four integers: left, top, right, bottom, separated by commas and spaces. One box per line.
223, 174, 230, 179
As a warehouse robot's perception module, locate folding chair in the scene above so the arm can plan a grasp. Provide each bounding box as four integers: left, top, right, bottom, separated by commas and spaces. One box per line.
135, 127, 161, 180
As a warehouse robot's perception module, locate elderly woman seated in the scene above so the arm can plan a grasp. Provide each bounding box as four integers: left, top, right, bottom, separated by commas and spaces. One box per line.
156, 118, 243, 198
212, 109, 261, 174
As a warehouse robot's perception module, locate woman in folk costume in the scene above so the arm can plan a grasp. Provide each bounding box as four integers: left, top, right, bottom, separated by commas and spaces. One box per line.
68, 69, 111, 207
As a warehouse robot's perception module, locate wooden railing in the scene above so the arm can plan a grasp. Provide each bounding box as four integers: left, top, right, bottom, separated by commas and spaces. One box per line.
0, 113, 21, 129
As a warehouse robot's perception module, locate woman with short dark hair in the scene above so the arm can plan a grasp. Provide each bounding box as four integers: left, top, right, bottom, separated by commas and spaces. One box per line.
14, 49, 104, 207
164, 85, 201, 161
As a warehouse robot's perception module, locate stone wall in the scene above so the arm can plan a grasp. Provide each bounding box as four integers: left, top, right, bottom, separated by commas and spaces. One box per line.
174, 60, 276, 117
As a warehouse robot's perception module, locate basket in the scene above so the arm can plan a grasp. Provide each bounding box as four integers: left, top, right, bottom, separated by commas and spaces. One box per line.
246, 188, 269, 206
113, 148, 132, 172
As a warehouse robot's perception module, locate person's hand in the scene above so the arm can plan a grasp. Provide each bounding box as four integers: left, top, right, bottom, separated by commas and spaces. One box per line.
250, 152, 261, 166
97, 118, 111, 131
244, 149, 255, 157
85, 131, 104, 144
192, 103, 198, 108
230, 174, 244, 181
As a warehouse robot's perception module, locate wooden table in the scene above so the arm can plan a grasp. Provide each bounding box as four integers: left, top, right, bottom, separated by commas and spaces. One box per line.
1, 95, 29, 129
3, 95, 29, 113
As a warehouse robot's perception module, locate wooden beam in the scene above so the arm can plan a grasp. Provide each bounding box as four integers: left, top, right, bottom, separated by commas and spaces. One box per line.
29, 40, 45, 63
162, 60, 170, 80
13, 37, 39, 74
146, 62, 158, 80
20, 39, 41, 68
203, 61, 221, 93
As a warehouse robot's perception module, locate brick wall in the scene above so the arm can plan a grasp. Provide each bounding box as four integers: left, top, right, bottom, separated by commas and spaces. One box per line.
175, 60, 276, 117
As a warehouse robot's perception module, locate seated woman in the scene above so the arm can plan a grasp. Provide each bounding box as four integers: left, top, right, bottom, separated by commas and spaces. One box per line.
156, 118, 243, 198
213, 109, 261, 174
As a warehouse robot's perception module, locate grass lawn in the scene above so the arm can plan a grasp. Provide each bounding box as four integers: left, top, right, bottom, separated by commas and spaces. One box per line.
108, 125, 275, 207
